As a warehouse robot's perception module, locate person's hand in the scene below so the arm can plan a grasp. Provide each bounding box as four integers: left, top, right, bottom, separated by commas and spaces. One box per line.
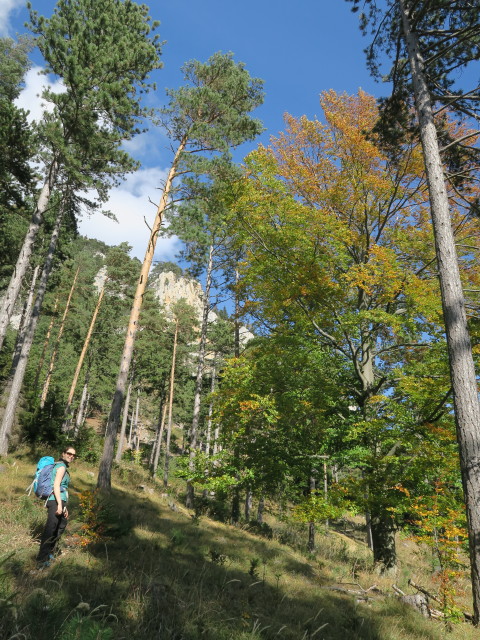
63, 507, 69, 519
56, 505, 63, 515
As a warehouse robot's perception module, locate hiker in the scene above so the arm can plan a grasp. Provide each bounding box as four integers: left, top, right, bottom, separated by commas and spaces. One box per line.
36, 447, 76, 567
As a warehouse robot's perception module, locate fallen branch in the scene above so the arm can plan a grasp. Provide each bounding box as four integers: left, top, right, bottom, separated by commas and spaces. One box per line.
408, 579, 474, 623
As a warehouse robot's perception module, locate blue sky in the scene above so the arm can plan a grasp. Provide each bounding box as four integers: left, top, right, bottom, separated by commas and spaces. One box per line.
2, 0, 384, 261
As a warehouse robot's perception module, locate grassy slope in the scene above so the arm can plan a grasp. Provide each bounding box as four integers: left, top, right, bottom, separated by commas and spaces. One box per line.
0, 453, 477, 640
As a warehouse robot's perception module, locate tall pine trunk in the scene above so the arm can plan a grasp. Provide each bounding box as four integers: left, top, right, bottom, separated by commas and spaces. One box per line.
307, 475, 316, 553
400, 1, 480, 621
34, 296, 59, 391
152, 402, 167, 476
0, 161, 58, 352
74, 382, 88, 437
245, 487, 252, 521
231, 265, 241, 524
186, 243, 214, 508
10, 266, 40, 371
97, 138, 187, 490
63, 283, 106, 430
163, 318, 179, 488
115, 380, 132, 463
40, 266, 79, 409
0, 205, 64, 454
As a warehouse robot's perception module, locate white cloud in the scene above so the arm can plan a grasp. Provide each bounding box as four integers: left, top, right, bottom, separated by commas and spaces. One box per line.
16, 64, 181, 263
0, 0, 23, 36
78, 167, 182, 262
15, 65, 66, 123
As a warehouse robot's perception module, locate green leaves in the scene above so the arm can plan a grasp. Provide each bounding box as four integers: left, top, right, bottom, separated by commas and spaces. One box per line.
27, 0, 163, 195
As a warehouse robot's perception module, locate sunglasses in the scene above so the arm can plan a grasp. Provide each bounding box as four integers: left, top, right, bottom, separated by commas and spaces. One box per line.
64, 452, 76, 458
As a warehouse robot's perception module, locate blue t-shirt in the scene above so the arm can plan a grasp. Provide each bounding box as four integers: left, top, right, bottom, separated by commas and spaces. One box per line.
47, 461, 70, 503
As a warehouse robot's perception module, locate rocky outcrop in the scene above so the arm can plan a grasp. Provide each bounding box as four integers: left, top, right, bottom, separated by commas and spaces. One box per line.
149, 271, 254, 344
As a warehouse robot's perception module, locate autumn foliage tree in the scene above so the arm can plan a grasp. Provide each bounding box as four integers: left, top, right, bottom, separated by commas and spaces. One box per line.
227, 90, 480, 569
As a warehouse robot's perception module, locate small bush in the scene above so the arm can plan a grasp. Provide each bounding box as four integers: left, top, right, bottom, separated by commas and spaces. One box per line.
75, 426, 103, 463
245, 520, 273, 539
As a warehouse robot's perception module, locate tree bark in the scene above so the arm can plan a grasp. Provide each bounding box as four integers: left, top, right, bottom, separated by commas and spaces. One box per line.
245, 486, 253, 521
40, 266, 79, 409
400, 1, 480, 622
0, 161, 58, 352
0, 204, 64, 454
163, 318, 179, 488
186, 243, 214, 509
128, 399, 135, 446
152, 401, 167, 476
12, 266, 40, 366
33, 296, 59, 391
307, 475, 316, 553
115, 380, 132, 463
257, 495, 265, 524
371, 507, 397, 573
63, 283, 106, 430
0, 266, 40, 426
97, 138, 187, 491
133, 392, 140, 447
74, 382, 88, 437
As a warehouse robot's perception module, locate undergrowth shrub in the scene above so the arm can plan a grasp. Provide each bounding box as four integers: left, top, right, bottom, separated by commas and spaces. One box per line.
61, 613, 114, 640
77, 490, 112, 547
245, 520, 273, 539
75, 426, 103, 463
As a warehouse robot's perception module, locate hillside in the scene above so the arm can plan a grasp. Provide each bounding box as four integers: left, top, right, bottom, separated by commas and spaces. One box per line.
0, 452, 477, 640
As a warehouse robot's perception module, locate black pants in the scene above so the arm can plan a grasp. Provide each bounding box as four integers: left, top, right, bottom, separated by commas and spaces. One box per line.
37, 500, 68, 562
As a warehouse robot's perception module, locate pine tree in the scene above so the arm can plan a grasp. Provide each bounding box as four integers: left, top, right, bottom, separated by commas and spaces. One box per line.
97, 52, 263, 490
0, 0, 162, 352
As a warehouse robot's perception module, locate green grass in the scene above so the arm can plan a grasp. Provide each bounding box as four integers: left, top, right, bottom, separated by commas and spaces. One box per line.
0, 452, 477, 640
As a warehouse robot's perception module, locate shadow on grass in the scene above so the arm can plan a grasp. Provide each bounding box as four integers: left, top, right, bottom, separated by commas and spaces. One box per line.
0, 478, 453, 640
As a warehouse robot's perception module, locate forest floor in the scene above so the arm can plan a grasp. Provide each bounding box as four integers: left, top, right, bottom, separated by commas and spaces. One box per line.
0, 450, 478, 640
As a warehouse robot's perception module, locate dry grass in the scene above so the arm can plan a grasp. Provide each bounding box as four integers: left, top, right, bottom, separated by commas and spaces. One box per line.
0, 451, 478, 640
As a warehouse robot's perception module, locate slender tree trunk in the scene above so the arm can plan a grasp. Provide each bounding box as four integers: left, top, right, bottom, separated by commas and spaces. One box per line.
0, 205, 64, 454
257, 495, 265, 524
83, 392, 90, 425
128, 400, 135, 446
323, 459, 329, 531
364, 478, 374, 552
231, 266, 241, 524
133, 392, 140, 447
186, 243, 214, 508
40, 266, 79, 409
0, 267, 40, 426
400, 2, 480, 622
74, 382, 88, 437
245, 486, 253, 521
205, 360, 216, 456
63, 283, 106, 430
201, 361, 216, 498
0, 161, 58, 352
11, 266, 40, 366
115, 380, 132, 463
213, 424, 221, 455
152, 402, 167, 476
33, 296, 59, 391
97, 139, 187, 491
307, 475, 316, 553
164, 318, 179, 488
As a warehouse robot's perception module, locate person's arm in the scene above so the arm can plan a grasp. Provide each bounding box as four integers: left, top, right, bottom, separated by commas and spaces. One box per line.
53, 465, 66, 516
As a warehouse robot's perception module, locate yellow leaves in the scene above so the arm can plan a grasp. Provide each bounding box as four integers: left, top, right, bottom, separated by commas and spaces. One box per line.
343, 244, 405, 304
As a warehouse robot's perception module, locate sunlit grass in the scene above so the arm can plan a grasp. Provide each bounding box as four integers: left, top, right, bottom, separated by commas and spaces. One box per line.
0, 452, 478, 639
